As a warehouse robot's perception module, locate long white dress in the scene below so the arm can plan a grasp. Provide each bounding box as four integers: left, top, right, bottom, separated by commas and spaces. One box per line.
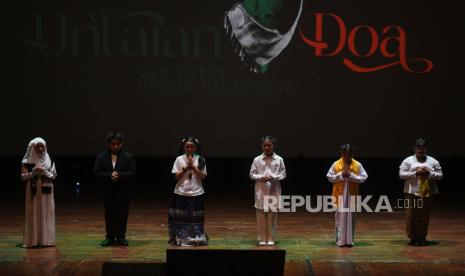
20, 138, 57, 248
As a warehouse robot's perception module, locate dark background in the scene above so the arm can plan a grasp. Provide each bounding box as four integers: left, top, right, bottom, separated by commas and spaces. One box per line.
3, 1, 464, 203
4, 0, 464, 157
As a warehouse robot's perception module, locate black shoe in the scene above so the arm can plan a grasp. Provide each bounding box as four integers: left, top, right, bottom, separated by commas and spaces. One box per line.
419, 239, 429, 246
116, 238, 129, 246
408, 239, 420, 246
101, 238, 115, 247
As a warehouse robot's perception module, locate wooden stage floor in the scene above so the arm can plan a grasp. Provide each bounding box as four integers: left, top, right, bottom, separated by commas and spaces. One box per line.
1, 194, 465, 275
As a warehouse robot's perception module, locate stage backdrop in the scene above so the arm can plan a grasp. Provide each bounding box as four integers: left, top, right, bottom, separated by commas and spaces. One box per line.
4, 0, 464, 157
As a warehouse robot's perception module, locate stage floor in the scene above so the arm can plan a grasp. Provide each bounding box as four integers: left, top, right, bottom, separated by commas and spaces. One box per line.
1, 192, 465, 275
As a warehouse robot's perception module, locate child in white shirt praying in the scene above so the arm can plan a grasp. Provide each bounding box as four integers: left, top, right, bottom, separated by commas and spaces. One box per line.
249, 136, 286, 246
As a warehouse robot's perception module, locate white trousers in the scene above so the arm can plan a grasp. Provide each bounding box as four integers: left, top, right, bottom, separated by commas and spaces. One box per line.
335, 180, 355, 246
256, 209, 278, 242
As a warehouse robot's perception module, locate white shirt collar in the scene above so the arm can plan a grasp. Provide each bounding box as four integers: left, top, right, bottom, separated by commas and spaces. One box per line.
262, 153, 276, 160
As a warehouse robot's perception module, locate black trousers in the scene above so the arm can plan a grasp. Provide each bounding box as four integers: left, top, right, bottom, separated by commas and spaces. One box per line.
103, 196, 130, 240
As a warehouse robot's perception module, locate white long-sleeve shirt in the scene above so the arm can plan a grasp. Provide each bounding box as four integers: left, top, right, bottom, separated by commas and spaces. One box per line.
399, 155, 442, 196
249, 153, 286, 209
250, 153, 286, 182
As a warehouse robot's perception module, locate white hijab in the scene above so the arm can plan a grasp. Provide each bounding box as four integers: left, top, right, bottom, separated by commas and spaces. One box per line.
21, 137, 52, 169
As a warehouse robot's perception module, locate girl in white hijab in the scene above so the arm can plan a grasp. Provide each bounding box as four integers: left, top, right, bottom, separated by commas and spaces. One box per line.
20, 137, 57, 248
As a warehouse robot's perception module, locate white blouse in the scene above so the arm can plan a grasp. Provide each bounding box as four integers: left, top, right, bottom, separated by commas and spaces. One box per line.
249, 153, 286, 182
172, 155, 207, 196
399, 155, 443, 196
249, 153, 286, 209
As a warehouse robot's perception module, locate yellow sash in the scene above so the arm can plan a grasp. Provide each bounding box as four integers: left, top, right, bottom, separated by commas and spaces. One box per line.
332, 158, 361, 205
419, 178, 430, 197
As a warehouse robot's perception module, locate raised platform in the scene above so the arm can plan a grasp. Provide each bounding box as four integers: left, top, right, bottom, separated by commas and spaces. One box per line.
1, 189, 465, 275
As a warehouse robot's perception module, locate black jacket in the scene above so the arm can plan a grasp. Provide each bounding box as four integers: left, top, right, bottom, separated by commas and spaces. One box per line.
93, 150, 137, 198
